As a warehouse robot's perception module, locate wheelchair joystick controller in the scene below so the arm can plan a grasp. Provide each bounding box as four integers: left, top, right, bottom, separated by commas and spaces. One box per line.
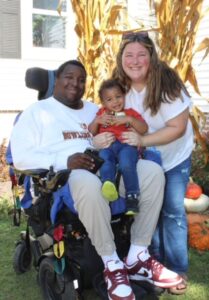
47, 166, 55, 181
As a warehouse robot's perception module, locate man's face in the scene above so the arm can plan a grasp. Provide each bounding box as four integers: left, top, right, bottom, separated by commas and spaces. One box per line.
54, 64, 86, 109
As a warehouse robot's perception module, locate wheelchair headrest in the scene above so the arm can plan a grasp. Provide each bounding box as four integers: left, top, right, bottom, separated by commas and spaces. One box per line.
25, 67, 56, 100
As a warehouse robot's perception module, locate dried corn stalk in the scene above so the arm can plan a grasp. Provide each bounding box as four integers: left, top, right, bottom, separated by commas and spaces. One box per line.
69, 0, 209, 102
70, 0, 128, 103
152, 0, 209, 94
150, 0, 209, 164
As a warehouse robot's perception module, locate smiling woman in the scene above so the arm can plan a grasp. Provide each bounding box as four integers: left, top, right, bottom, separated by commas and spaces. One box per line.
113, 31, 194, 294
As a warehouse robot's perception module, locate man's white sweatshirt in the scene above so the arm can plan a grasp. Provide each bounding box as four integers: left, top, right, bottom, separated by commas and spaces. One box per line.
10, 97, 98, 171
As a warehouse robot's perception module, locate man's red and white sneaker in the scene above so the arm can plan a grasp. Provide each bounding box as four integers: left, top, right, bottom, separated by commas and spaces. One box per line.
125, 254, 182, 288
104, 260, 135, 300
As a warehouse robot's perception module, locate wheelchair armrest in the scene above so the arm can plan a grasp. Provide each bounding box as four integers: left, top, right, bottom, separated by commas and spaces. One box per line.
14, 167, 71, 192
14, 168, 49, 179
46, 169, 71, 191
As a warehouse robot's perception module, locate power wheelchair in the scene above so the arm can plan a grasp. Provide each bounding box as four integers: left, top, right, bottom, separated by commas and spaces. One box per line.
9, 66, 162, 300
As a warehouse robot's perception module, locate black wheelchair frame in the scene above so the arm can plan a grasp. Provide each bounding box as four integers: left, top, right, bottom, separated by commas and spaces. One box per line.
13, 167, 155, 300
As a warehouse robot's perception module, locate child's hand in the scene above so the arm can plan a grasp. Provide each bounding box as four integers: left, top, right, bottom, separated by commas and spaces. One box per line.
96, 113, 115, 126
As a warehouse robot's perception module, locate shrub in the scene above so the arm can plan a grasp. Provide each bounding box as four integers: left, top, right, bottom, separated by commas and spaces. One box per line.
0, 197, 13, 217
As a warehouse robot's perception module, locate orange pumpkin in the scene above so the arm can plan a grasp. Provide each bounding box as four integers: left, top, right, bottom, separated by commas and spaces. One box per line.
188, 221, 209, 251
185, 182, 202, 199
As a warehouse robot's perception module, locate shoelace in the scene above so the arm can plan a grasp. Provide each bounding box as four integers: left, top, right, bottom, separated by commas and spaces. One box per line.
147, 257, 164, 275
109, 268, 128, 285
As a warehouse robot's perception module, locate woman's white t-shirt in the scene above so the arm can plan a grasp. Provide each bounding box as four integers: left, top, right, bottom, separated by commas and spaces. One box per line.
125, 88, 194, 172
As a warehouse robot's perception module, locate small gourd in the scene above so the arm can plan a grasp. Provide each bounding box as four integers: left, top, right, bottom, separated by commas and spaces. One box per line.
185, 182, 202, 199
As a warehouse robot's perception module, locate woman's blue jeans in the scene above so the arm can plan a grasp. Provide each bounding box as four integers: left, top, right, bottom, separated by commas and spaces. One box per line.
99, 140, 139, 196
151, 156, 191, 274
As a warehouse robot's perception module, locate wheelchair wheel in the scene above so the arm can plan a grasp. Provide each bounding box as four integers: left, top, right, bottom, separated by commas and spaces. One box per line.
39, 257, 79, 300
13, 241, 32, 274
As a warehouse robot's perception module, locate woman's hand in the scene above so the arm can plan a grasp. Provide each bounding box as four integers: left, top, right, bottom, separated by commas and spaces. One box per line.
122, 109, 189, 147
92, 132, 116, 149
121, 130, 144, 147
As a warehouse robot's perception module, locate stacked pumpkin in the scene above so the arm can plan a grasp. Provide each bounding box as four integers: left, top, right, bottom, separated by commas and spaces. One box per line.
184, 182, 209, 213
185, 182, 209, 251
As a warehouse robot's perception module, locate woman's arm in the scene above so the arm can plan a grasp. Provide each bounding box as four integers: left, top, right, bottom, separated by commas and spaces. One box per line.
121, 108, 189, 147
128, 116, 148, 134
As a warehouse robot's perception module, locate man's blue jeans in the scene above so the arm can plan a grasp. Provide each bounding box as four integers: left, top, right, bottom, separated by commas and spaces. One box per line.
99, 140, 139, 196
151, 156, 191, 274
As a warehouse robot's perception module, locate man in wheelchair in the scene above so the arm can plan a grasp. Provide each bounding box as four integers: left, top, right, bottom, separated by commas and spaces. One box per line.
10, 60, 182, 300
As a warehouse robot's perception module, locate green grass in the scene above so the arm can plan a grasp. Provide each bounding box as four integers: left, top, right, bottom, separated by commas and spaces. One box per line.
0, 214, 41, 300
160, 250, 209, 300
0, 206, 209, 300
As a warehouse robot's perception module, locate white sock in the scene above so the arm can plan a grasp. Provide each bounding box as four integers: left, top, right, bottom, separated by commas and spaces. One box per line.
101, 251, 121, 267
126, 244, 150, 265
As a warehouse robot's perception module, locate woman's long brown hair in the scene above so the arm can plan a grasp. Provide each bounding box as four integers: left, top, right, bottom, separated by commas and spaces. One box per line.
112, 35, 190, 115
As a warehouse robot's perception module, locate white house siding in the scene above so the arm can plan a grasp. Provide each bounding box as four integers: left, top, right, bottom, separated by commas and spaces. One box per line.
0, 58, 65, 144
0, 0, 78, 144
187, 0, 209, 138
188, 0, 209, 104
127, 0, 156, 35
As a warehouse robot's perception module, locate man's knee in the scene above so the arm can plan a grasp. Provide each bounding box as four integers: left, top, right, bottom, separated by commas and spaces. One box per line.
137, 159, 165, 186
69, 170, 102, 196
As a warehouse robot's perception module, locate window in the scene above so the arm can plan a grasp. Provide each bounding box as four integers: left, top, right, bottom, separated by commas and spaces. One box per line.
21, 0, 77, 60
32, 0, 67, 49
33, 0, 66, 11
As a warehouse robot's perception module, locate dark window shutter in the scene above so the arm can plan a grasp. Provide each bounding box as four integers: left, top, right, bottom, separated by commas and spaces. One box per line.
0, 0, 21, 58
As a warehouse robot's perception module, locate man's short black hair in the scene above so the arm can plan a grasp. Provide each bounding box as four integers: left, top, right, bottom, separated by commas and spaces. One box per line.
56, 60, 86, 77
